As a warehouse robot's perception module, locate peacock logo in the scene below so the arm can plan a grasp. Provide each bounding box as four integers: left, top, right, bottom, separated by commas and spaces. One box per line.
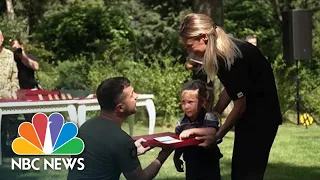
12, 113, 84, 155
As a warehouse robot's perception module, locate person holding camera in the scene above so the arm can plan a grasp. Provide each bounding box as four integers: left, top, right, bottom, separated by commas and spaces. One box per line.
10, 39, 40, 123
10, 39, 39, 90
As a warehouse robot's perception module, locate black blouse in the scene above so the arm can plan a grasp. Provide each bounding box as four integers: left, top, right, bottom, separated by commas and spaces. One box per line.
217, 39, 282, 125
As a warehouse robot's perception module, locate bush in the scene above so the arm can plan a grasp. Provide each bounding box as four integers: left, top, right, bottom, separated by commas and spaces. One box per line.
0, 16, 28, 47
273, 55, 320, 122
34, 2, 133, 62
36, 56, 92, 91
36, 61, 59, 90
55, 56, 92, 90
88, 55, 191, 125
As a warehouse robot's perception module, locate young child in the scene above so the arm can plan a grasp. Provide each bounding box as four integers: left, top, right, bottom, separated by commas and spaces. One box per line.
174, 80, 223, 180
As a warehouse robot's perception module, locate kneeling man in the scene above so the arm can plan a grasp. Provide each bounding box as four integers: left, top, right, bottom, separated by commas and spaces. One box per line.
68, 77, 172, 180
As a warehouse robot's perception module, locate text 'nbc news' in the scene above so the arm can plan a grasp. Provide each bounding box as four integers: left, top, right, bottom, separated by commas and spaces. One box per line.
11, 158, 84, 170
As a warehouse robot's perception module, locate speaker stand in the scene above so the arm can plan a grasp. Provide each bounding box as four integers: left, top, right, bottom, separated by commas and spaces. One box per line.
281, 59, 319, 126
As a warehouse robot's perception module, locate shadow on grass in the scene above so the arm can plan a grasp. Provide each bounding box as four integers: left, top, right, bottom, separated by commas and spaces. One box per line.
157, 161, 320, 180
0, 165, 29, 180
0, 156, 68, 180
0, 159, 43, 180
265, 162, 320, 180
1, 157, 319, 180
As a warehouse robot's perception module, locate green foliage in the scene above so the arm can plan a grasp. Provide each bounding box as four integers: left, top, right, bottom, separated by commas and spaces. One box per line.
140, 0, 192, 17
37, 61, 59, 90
123, 57, 191, 124
24, 43, 55, 63
224, 0, 281, 62
36, 58, 92, 91
55, 56, 91, 90
272, 55, 296, 114
0, 16, 28, 46
34, 2, 133, 61
127, 0, 191, 63
4, 0, 320, 123
273, 54, 320, 121
88, 55, 191, 125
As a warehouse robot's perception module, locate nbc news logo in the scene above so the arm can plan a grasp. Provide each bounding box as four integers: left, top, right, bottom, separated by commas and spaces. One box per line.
11, 113, 85, 170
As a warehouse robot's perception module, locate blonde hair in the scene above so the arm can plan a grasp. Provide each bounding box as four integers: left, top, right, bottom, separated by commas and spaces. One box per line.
179, 13, 242, 81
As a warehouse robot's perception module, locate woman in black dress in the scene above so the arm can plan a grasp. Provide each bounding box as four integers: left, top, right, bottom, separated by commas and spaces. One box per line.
178, 13, 282, 180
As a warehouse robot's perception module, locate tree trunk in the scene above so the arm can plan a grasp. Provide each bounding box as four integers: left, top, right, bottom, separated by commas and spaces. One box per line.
192, 0, 224, 27
5, 0, 15, 20
283, 0, 293, 10
60, 0, 67, 5
28, 13, 37, 36
270, 0, 283, 22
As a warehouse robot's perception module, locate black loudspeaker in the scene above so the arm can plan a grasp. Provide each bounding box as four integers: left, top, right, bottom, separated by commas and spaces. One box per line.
282, 9, 312, 62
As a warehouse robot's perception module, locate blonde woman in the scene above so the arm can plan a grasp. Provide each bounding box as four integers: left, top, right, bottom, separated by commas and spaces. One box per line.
178, 13, 282, 180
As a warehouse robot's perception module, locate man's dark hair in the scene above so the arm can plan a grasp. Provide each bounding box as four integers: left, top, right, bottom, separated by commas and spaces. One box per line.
96, 77, 131, 111
181, 80, 208, 101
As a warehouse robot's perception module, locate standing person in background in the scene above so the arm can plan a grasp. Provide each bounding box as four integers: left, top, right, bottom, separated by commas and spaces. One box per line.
10, 39, 39, 89
0, 30, 20, 155
10, 39, 40, 123
178, 13, 282, 180
245, 35, 257, 46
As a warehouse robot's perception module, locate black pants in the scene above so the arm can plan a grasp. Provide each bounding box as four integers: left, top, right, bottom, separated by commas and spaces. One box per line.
1, 115, 19, 155
21, 113, 34, 122
185, 159, 221, 180
231, 122, 279, 180
1, 114, 34, 151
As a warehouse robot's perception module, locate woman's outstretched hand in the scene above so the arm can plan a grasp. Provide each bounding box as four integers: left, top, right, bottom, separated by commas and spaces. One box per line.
195, 135, 218, 148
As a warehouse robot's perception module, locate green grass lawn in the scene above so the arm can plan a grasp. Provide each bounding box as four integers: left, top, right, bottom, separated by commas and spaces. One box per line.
0, 122, 319, 180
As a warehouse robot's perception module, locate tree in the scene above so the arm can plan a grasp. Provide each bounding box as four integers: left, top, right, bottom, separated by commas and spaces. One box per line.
22, 0, 52, 35
5, 0, 14, 20
193, 0, 224, 27
11, 0, 65, 35
193, 0, 224, 112
34, 2, 134, 61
